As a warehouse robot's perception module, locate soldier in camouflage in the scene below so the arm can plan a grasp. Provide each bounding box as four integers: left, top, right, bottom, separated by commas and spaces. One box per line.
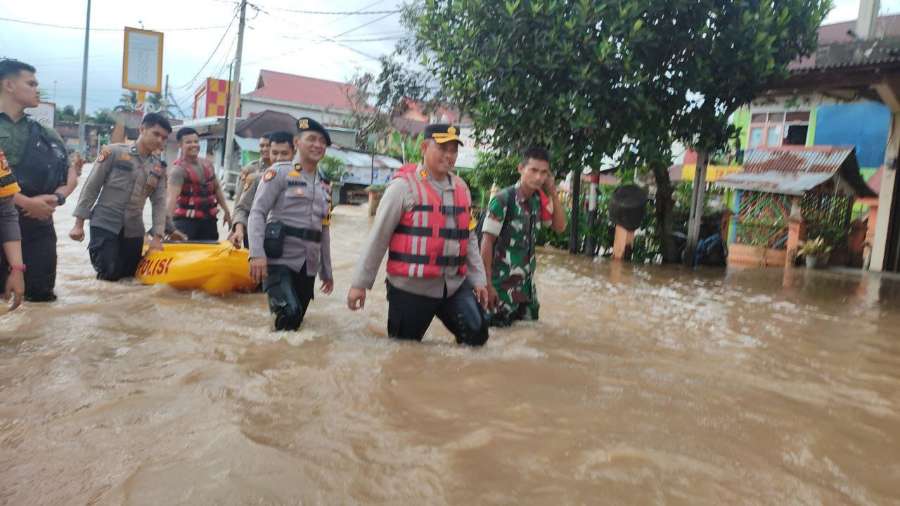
480, 147, 565, 327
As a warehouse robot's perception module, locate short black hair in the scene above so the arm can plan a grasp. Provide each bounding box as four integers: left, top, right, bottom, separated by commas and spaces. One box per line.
521, 146, 550, 164
268, 131, 294, 147
141, 113, 173, 133
0, 59, 36, 82
260, 132, 272, 141
176, 127, 198, 142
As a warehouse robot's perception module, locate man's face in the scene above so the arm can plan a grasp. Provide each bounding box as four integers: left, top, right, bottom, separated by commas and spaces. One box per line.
296, 131, 327, 163
421, 140, 459, 175
269, 142, 294, 162
259, 138, 271, 163
180, 134, 201, 158
518, 158, 551, 191
139, 124, 170, 152
1, 70, 40, 108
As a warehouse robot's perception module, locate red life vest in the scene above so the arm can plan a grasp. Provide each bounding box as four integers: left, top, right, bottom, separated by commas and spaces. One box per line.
174, 158, 218, 219
387, 166, 472, 278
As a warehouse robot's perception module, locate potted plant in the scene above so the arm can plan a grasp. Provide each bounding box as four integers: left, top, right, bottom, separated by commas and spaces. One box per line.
798, 236, 832, 269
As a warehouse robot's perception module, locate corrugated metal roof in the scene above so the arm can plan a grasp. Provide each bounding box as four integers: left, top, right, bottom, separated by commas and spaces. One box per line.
742, 146, 854, 174
716, 146, 876, 197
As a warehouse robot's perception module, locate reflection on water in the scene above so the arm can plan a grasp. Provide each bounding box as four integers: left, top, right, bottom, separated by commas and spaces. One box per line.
1, 201, 899, 505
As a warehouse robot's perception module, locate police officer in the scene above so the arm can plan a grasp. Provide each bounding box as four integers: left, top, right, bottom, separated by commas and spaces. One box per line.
248, 119, 334, 330
0, 59, 82, 302
165, 127, 231, 240
234, 132, 271, 204
69, 113, 171, 281
346, 124, 491, 346
0, 149, 25, 310
228, 132, 294, 249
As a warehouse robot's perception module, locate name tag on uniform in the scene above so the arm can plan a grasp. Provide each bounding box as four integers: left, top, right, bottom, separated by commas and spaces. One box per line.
287, 180, 307, 187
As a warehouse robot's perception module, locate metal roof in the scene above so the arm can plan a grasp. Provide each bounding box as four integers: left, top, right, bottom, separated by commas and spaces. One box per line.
716, 146, 876, 197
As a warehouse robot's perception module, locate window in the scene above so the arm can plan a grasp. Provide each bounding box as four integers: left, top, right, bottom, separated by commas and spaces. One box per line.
748, 110, 810, 148
749, 127, 764, 148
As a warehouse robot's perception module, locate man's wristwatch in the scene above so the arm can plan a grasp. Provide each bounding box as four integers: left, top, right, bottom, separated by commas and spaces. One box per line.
54, 192, 66, 206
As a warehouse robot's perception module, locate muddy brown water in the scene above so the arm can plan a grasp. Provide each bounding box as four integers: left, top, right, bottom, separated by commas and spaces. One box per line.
1, 197, 900, 505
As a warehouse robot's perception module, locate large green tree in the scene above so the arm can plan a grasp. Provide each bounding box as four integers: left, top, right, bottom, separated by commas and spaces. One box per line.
395, 0, 828, 258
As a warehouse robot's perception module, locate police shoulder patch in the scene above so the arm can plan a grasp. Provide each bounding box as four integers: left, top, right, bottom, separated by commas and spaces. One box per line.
263, 169, 277, 182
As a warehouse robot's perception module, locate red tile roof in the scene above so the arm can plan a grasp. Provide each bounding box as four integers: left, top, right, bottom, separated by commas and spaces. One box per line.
245, 70, 358, 111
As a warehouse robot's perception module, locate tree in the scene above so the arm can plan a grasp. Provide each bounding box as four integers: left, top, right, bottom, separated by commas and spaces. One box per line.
55, 105, 79, 123
91, 108, 117, 127
393, 0, 828, 258
114, 91, 174, 117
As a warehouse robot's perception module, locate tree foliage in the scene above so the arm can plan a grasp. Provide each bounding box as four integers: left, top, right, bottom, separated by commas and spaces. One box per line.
387, 0, 829, 259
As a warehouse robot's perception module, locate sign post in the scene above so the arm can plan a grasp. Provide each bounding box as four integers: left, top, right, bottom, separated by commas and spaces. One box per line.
122, 27, 164, 110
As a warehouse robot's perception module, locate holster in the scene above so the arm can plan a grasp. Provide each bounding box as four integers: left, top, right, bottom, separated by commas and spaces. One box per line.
263, 221, 285, 258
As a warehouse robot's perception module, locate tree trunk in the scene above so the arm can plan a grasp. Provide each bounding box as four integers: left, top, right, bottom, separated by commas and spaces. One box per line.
569, 168, 582, 254
651, 162, 679, 263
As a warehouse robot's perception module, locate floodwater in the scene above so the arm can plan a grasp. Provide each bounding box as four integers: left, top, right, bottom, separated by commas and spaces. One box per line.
2, 196, 900, 506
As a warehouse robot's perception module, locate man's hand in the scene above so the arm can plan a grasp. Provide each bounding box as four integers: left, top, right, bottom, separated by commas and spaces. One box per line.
222, 209, 232, 229
167, 229, 188, 241
71, 152, 85, 176
148, 235, 164, 252
543, 175, 557, 194
487, 285, 500, 310
228, 224, 245, 249
69, 225, 85, 242
473, 285, 490, 309
250, 257, 267, 284
5, 270, 24, 311
320, 279, 334, 295
347, 287, 366, 310
21, 196, 55, 220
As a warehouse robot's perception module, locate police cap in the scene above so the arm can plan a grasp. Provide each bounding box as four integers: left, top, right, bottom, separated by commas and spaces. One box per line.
296, 117, 332, 146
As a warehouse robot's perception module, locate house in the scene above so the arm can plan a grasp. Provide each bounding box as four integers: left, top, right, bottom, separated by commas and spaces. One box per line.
241, 70, 359, 136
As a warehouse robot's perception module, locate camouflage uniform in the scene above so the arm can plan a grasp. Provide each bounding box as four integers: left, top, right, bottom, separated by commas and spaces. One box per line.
482, 184, 552, 326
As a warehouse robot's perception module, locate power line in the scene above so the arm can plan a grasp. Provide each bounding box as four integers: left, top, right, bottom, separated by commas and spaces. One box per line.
0, 16, 229, 32
174, 6, 240, 91
265, 7, 400, 15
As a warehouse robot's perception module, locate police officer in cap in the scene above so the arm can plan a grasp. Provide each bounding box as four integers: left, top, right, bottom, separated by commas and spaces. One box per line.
248, 117, 334, 330
0, 58, 82, 302
347, 123, 490, 346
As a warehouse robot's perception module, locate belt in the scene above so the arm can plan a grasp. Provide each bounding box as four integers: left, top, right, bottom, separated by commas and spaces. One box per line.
284, 225, 322, 243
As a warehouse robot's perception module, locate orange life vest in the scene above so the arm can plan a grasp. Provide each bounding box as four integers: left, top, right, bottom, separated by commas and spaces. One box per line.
386, 166, 472, 278
174, 158, 218, 219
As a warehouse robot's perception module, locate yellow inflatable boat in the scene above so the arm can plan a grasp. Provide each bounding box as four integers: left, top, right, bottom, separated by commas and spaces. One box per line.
136, 241, 256, 295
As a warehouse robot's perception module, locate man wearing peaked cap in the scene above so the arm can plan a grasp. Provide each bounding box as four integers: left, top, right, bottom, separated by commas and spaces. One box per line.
247, 120, 334, 331
347, 122, 492, 347
297, 117, 331, 146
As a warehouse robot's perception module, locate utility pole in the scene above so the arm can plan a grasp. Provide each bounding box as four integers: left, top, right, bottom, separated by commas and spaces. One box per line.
77, 0, 92, 155
684, 149, 709, 266
222, 0, 247, 179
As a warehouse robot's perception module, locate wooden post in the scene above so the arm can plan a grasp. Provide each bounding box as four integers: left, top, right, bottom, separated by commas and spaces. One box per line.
786, 197, 805, 267
684, 149, 709, 266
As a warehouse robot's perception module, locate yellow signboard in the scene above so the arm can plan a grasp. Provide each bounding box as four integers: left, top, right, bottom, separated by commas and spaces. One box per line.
681, 163, 742, 182
122, 27, 164, 93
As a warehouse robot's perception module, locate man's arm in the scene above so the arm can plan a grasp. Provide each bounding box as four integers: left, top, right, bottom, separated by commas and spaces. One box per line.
72, 151, 115, 220
213, 175, 231, 222
150, 173, 168, 238
480, 233, 496, 284
349, 180, 407, 290
247, 170, 284, 259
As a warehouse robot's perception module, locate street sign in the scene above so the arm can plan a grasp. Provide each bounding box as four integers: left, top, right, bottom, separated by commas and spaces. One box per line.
122, 27, 163, 93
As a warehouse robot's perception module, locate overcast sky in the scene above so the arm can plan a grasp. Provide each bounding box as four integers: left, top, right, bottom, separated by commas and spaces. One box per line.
1, 0, 896, 116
